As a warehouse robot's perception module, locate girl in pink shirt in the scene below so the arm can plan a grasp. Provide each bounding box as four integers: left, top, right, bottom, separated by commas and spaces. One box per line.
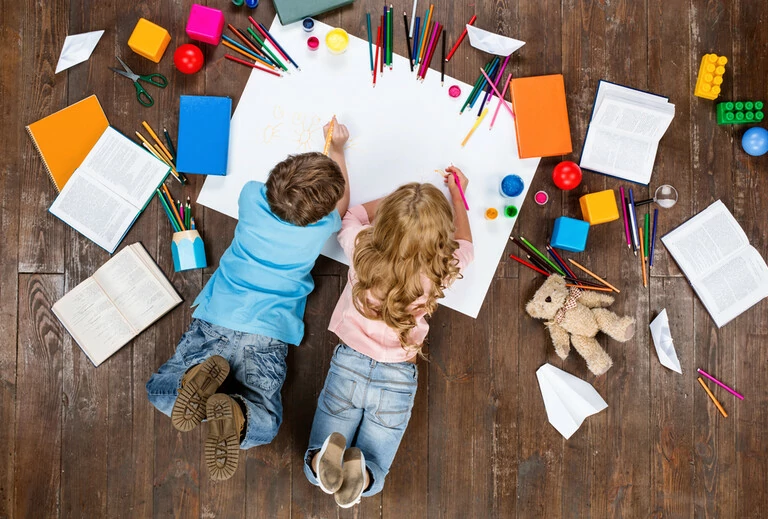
303, 167, 474, 507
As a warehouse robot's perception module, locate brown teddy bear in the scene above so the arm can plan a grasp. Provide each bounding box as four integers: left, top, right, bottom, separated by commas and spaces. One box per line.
525, 275, 635, 376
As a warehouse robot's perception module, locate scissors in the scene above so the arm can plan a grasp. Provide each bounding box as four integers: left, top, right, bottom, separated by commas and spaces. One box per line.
110, 56, 168, 107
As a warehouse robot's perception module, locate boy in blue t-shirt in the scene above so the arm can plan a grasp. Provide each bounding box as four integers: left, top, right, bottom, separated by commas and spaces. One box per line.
147, 118, 350, 481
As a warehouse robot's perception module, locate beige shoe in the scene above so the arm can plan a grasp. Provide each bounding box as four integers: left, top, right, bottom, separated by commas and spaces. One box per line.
334, 448, 366, 508
171, 355, 230, 432
314, 432, 347, 494
205, 394, 245, 481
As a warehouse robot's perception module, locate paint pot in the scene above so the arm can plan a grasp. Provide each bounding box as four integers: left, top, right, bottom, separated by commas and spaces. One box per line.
534, 190, 549, 205
504, 205, 518, 218
485, 208, 499, 220
307, 36, 319, 51
448, 85, 462, 98
303, 18, 315, 32
325, 28, 350, 54
245, 0, 259, 7
500, 174, 524, 198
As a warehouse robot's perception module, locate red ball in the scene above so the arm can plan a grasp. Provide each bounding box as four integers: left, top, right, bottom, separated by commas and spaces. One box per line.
174, 44, 204, 74
552, 161, 582, 190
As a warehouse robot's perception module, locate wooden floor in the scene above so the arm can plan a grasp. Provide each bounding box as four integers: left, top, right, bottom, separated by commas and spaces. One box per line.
2, 0, 767, 517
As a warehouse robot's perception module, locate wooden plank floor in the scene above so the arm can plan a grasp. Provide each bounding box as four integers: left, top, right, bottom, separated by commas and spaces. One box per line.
2, 0, 767, 517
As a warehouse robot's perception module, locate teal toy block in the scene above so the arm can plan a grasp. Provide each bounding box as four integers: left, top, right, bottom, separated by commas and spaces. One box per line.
551, 216, 590, 253
171, 230, 207, 271
716, 101, 764, 125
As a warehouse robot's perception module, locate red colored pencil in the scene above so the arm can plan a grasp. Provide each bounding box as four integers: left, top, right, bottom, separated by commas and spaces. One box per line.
224, 54, 283, 77
510, 254, 550, 277
249, 17, 286, 59
420, 23, 442, 80
546, 245, 578, 280
228, 25, 261, 57
374, 25, 381, 86
445, 14, 476, 62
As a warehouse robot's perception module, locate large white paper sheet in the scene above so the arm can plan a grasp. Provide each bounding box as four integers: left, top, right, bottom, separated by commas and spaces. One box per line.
197, 16, 541, 318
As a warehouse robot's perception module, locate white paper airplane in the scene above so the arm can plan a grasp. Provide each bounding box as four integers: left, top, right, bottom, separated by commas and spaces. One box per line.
536, 363, 608, 439
650, 309, 681, 373
56, 30, 104, 74
465, 25, 525, 56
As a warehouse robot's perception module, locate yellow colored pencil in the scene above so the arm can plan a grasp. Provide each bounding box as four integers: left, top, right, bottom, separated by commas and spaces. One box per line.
639, 227, 647, 287
323, 116, 336, 156
142, 121, 175, 163
567, 259, 620, 293
461, 108, 488, 147
698, 377, 728, 417
137, 133, 185, 184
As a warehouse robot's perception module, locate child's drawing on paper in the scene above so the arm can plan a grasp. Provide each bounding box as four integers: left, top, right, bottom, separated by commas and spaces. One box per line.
260, 106, 358, 155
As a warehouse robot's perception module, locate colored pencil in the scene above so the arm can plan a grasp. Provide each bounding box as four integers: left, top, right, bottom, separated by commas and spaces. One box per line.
698, 377, 728, 417
240, 28, 279, 65
469, 57, 499, 108
225, 54, 283, 77
547, 247, 570, 277
157, 190, 181, 232
223, 39, 278, 70
698, 368, 744, 400
620, 187, 630, 248
445, 14, 476, 62
510, 254, 550, 277
419, 5, 434, 65
388, 5, 393, 68
644, 213, 650, 262
417, 21, 439, 78
461, 107, 488, 147
403, 12, 413, 72
162, 184, 185, 231
409, 0, 418, 37
479, 67, 515, 119
547, 245, 579, 281
520, 236, 566, 276
178, 200, 184, 226
440, 29, 446, 85
566, 284, 613, 292
186, 197, 191, 230
650, 208, 658, 267
415, 6, 428, 64
367, 13, 374, 74
374, 25, 381, 86
380, 15, 385, 74
639, 227, 647, 287
422, 23, 442, 78
510, 237, 552, 272
323, 116, 336, 156
257, 21, 300, 70
228, 25, 263, 57
136, 132, 171, 166
412, 17, 420, 65
628, 188, 640, 255
163, 128, 176, 162
451, 171, 469, 210
191, 217, 196, 230
142, 121, 174, 164
478, 54, 510, 116
567, 259, 621, 293
382, 6, 388, 68
460, 59, 494, 114
245, 27, 287, 71
490, 74, 512, 130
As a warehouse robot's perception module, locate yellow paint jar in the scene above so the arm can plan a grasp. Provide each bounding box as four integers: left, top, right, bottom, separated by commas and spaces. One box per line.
325, 28, 349, 54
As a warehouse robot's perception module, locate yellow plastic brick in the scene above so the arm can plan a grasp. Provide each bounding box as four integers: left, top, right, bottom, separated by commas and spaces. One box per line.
694, 53, 727, 100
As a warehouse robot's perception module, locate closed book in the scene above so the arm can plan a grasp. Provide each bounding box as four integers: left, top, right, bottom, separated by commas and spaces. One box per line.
509, 74, 573, 159
176, 95, 232, 176
273, 0, 355, 25
26, 95, 110, 191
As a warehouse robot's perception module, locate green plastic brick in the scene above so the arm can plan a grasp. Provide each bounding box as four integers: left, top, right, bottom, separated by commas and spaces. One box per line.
716, 100, 765, 125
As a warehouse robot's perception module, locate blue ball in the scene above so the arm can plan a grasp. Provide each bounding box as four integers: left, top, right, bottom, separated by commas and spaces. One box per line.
741, 127, 768, 157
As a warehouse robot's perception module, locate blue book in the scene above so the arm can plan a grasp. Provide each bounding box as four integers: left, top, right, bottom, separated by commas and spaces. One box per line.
176, 95, 232, 176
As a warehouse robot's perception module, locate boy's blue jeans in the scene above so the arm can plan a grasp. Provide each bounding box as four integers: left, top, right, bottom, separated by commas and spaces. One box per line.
146, 318, 288, 449
303, 344, 418, 497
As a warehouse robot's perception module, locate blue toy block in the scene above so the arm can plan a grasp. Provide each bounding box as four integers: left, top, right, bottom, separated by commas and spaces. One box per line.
551, 216, 590, 253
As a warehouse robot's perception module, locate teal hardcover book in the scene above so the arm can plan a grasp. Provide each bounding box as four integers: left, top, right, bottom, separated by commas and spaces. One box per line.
273, 0, 355, 25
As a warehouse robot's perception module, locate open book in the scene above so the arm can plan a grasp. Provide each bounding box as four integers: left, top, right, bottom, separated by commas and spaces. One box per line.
579, 81, 675, 185
49, 126, 170, 253
662, 200, 768, 327
52, 243, 182, 366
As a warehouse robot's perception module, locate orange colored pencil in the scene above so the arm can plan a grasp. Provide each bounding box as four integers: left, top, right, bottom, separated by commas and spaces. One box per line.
162, 183, 186, 231
418, 5, 434, 64
567, 259, 621, 293
221, 40, 278, 71
566, 284, 613, 292
224, 55, 283, 78
698, 377, 728, 417
639, 227, 648, 287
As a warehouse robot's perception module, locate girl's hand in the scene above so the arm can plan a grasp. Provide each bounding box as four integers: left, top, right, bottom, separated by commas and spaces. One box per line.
444, 166, 469, 194
323, 116, 349, 150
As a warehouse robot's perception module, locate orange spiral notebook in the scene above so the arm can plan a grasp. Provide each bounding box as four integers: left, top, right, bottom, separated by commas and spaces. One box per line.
508, 74, 573, 159
26, 95, 109, 191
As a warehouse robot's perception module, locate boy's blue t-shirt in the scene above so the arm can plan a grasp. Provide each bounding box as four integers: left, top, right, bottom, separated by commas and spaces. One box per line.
192, 180, 341, 345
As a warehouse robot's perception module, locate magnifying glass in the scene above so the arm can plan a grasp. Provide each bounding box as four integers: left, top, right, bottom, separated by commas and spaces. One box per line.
634, 184, 678, 209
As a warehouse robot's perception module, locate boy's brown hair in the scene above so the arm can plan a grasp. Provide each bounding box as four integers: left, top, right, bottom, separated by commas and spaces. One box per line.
265, 152, 345, 226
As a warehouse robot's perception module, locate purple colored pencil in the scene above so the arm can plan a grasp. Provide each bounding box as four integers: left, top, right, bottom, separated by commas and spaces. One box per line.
650, 208, 658, 267
698, 368, 744, 400
620, 186, 630, 248
417, 20, 440, 78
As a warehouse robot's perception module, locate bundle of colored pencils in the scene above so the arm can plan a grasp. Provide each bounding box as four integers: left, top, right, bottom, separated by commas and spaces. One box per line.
135, 121, 186, 184
619, 186, 659, 287
223, 18, 299, 77
157, 184, 195, 233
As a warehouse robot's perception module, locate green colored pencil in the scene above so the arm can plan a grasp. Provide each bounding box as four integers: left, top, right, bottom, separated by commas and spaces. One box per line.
519, 236, 566, 276
644, 213, 650, 262
387, 5, 393, 67
157, 190, 181, 232
247, 27, 287, 71
461, 59, 494, 114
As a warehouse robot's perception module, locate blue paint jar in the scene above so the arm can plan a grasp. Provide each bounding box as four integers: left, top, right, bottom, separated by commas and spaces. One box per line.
303, 18, 315, 32
500, 174, 524, 198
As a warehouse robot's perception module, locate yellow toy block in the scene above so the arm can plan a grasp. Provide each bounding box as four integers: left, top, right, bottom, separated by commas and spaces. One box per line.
579, 189, 619, 225
694, 53, 727, 100
128, 18, 171, 63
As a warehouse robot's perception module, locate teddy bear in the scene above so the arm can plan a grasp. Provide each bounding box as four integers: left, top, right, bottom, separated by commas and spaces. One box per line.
525, 275, 635, 376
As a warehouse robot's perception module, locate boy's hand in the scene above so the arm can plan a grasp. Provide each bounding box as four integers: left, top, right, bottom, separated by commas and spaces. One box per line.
323, 116, 349, 151
444, 166, 469, 195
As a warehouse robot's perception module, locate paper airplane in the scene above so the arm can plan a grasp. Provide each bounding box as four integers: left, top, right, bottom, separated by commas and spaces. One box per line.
650, 309, 681, 373
56, 30, 104, 74
465, 25, 525, 56
536, 363, 608, 439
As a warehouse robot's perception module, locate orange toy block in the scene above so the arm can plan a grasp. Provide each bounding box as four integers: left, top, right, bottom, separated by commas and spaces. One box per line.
694, 53, 727, 100
579, 189, 619, 225
128, 18, 171, 63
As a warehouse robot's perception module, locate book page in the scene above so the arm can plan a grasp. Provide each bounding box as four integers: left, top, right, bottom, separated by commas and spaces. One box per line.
52, 278, 136, 366
79, 127, 169, 208
93, 244, 181, 332
592, 98, 675, 141
580, 127, 656, 183
49, 172, 137, 253
594, 81, 671, 113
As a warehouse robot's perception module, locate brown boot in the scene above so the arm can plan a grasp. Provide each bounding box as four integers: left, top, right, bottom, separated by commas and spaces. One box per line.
172, 355, 230, 432
205, 394, 245, 481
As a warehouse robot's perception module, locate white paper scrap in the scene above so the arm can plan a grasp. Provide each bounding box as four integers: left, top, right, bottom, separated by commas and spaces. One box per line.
56, 30, 105, 74
650, 309, 681, 373
465, 25, 525, 56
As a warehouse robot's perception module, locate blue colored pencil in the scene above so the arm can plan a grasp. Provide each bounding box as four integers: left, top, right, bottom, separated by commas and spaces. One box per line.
258, 22, 300, 70
650, 208, 658, 267
367, 13, 373, 74
412, 17, 420, 65
469, 57, 499, 108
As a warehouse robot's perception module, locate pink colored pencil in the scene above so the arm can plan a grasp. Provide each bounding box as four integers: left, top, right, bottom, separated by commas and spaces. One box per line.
620, 186, 630, 248
452, 172, 469, 210
418, 21, 440, 78
698, 368, 744, 400
479, 68, 515, 119
490, 74, 512, 129
420, 24, 442, 80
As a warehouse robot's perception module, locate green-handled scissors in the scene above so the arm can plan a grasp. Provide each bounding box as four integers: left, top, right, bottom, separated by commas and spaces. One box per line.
110, 56, 168, 107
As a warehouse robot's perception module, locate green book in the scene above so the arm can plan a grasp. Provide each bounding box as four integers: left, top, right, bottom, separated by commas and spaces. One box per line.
273, 0, 355, 25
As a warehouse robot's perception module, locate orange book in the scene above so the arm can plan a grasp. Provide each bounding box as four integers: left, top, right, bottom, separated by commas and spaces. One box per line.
26, 95, 109, 191
509, 74, 572, 159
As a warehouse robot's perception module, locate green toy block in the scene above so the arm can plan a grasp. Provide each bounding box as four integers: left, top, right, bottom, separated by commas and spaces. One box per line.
716, 101, 765, 125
